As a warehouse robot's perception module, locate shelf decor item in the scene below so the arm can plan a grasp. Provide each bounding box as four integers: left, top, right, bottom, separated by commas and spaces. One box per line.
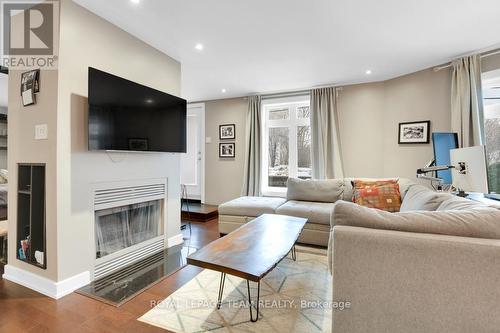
219, 124, 235, 140
398, 120, 430, 144
219, 143, 235, 158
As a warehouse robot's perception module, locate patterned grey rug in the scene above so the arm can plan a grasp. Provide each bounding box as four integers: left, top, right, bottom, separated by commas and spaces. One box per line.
139, 248, 332, 332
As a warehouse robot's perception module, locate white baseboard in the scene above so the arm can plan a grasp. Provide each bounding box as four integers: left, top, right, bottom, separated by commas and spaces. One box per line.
167, 233, 184, 248
2, 265, 90, 299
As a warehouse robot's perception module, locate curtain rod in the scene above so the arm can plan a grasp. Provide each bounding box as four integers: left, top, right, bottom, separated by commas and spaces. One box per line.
243, 84, 340, 100
261, 90, 310, 100
433, 48, 500, 72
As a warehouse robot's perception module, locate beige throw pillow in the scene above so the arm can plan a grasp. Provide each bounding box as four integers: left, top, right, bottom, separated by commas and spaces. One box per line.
437, 196, 490, 211
286, 178, 344, 203
400, 185, 450, 212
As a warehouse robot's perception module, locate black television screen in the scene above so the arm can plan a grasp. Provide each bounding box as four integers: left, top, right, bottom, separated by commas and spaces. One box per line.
88, 67, 187, 153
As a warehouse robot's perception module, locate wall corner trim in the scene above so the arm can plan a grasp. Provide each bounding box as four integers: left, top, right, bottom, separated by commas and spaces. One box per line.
167, 233, 184, 248
2, 265, 90, 299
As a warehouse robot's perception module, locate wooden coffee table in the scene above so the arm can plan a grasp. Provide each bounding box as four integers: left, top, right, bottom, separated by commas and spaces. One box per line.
187, 213, 308, 322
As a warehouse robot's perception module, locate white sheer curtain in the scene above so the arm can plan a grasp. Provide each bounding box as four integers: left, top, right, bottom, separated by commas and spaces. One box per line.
95, 201, 161, 258
241, 95, 262, 196
451, 54, 485, 147
310, 87, 344, 179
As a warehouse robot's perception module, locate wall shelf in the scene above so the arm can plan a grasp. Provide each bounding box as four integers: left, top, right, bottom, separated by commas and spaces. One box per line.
16, 164, 46, 269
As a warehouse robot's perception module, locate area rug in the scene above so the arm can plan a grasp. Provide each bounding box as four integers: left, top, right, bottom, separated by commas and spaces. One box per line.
139, 248, 332, 332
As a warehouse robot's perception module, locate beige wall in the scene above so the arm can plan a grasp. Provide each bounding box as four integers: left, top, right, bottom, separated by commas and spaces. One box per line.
8, 69, 59, 280
382, 67, 452, 179
482, 53, 500, 73
204, 68, 453, 200
203, 98, 247, 205
55, 0, 181, 280
339, 68, 452, 181
8, 0, 181, 283
339, 55, 500, 181
337, 82, 386, 177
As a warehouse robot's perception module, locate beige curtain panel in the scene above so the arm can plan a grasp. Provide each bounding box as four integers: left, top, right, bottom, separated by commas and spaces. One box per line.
451, 54, 485, 147
241, 95, 262, 196
310, 87, 344, 179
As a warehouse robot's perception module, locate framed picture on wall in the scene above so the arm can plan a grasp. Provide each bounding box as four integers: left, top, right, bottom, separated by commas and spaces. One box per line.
219, 143, 235, 158
398, 120, 430, 144
219, 124, 235, 140
20, 69, 40, 106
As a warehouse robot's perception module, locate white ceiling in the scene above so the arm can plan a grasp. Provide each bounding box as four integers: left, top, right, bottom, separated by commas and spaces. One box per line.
74, 0, 500, 102
0, 74, 7, 108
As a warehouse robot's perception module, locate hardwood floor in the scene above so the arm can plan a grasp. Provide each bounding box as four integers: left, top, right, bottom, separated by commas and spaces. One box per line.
0, 219, 220, 333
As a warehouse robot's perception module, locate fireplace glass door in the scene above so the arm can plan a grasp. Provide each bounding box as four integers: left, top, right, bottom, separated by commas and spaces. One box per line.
95, 200, 162, 259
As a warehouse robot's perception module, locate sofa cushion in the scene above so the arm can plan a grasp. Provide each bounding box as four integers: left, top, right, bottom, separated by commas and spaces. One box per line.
352, 180, 402, 212
437, 196, 491, 211
218, 196, 286, 216
400, 185, 451, 212
286, 178, 344, 203
332, 200, 500, 239
276, 200, 335, 225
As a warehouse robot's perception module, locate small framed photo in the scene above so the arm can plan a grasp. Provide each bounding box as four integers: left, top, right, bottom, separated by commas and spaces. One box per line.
398, 121, 430, 144
219, 124, 235, 140
20, 69, 40, 106
219, 143, 235, 158
128, 138, 149, 151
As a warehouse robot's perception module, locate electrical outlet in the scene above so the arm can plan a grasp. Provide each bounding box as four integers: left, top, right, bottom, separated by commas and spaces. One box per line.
35, 124, 48, 140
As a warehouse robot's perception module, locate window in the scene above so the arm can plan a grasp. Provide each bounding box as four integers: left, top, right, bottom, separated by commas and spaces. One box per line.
482, 70, 500, 193
262, 96, 311, 196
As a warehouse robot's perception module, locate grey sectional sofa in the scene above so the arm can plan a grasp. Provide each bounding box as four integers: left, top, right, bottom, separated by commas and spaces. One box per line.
330, 185, 500, 333
219, 177, 500, 332
218, 177, 414, 246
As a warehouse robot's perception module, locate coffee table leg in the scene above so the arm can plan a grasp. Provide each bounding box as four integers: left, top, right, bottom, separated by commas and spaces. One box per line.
246, 280, 261, 322
217, 272, 226, 309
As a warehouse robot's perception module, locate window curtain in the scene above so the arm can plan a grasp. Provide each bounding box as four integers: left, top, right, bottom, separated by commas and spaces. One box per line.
310, 87, 344, 179
241, 95, 262, 196
451, 54, 485, 147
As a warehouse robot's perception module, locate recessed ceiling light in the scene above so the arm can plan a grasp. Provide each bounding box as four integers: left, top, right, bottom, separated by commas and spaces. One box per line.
145, 98, 154, 104
130, 0, 140, 4
365, 69, 372, 75
195, 43, 204, 51
221, 88, 226, 93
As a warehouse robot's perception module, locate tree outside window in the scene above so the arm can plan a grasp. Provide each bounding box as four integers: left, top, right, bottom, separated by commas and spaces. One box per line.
482, 71, 500, 193
262, 97, 311, 195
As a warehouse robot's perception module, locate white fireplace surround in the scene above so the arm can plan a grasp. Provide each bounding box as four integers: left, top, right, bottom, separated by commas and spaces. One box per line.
2, 178, 182, 299
92, 179, 169, 280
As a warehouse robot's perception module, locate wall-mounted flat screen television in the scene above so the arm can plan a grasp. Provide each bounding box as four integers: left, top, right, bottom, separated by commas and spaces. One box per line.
88, 67, 187, 153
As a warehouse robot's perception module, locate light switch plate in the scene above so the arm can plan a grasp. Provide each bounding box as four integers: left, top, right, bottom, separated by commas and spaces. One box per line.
35, 124, 48, 140
205, 137, 212, 144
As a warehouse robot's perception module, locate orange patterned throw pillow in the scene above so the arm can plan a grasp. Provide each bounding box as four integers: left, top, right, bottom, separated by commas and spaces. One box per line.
352, 180, 402, 212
